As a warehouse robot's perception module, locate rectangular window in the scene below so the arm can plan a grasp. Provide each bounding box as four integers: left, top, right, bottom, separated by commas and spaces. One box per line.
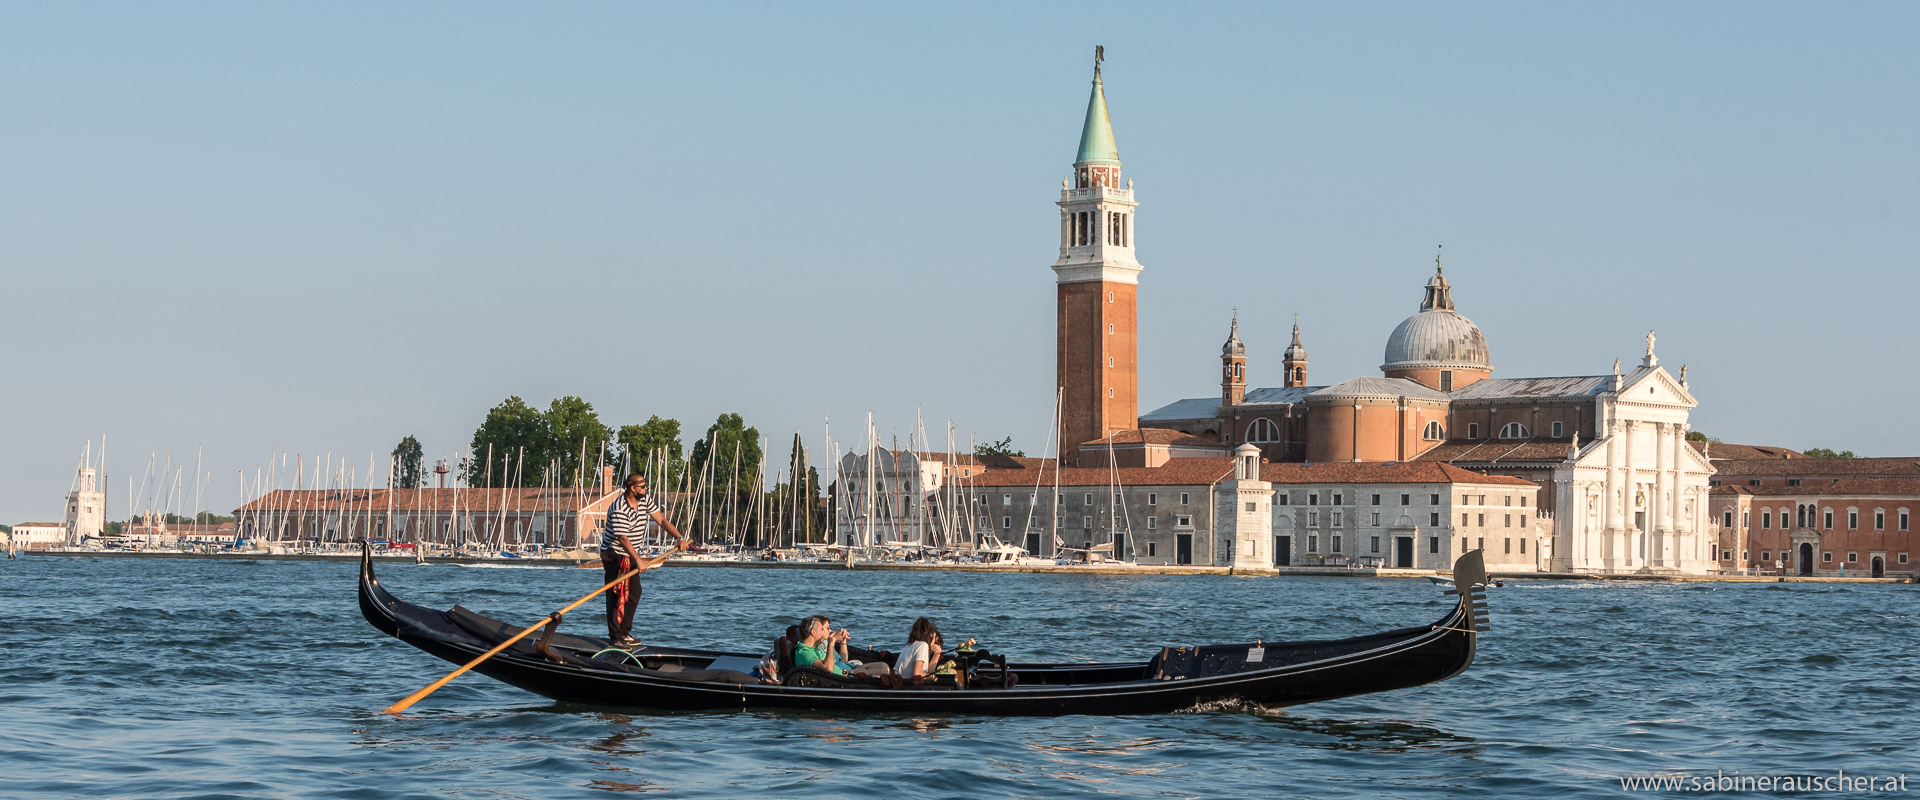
1370, 536, 1380, 553
1504, 496, 1513, 507
1504, 538, 1511, 554
1522, 496, 1529, 507
1824, 511, 1834, 529
1429, 537, 1439, 553
1332, 511, 1344, 527
1309, 511, 1319, 526
1520, 515, 1528, 527
1401, 494, 1411, 506
1724, 511, 1734, 528
1147, 517, 1156, 530
1461, 512, 1469, 526
1430, 493, 1441, 505
1371, 494, 1381, 506
1875, 511, 1884, 530
1147, 492, 1157, 506
1742, 512, 1748, 527
1552, 421, 1563, 437
1461, 536, 1469, 553
1332, 535, 1342, 553
1003, 493, 1011, 506
1082, 516, 1092, 529
1823, 551, 1832, 562
1001, 516, 1011, 529
1309, 493, 1319, 506
1180, 492, 1190, 505
1308, 535, 1318, 552
1468, 423, 1478, 439
1504, 514, 1512, 528
1902, 512, 1910, 531
1334, 493, 1343, 505
1177, 515, 1191, 527
1442, 371, 1455, 392
1084, 493, 1093, 504
1787, 478, 1801, 487
1520, 538, 1527, 554
1430, 512, 1441, 526
1761, 550, 1771, 561
1277, 494, 1289, 506
1461, 493, 1469, 505
1147, 541, 1156, 557
1477, 514, 1485, 527
1370, 512, 1380, 526
1477, 537, 1484, 551
1848, 552, 1859, 563
1762, 511, 1771, 529
1848, 511, 1858, 529
1902, 554, 1910, 564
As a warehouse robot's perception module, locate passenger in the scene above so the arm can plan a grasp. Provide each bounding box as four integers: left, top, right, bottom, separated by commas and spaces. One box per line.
894, 617, 945, 683
792, 615, 890, 678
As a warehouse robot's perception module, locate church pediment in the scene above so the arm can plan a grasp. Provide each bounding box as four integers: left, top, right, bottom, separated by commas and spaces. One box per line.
1617, 366, 1696, 408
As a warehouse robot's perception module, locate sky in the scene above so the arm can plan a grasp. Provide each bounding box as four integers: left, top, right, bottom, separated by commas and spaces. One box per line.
3, 2, 1915, 524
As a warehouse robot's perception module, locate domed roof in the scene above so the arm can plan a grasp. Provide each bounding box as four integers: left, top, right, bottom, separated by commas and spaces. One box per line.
1221, 314, 1245, 357
1381, 262, 1491, 373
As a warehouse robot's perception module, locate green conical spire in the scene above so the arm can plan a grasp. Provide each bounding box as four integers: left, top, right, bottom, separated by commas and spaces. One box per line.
1075, 65, 1120, 167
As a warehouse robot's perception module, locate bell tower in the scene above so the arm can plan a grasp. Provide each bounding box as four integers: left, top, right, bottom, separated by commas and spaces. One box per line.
1055, 47, 1143, 461
1222, 314, 1246, 407
1282, 318, 1308, 388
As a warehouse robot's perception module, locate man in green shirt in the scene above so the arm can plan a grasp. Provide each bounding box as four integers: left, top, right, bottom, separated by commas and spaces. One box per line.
791, 614, 890, 678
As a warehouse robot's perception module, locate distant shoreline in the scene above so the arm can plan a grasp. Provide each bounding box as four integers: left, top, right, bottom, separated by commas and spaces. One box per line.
14, 549, 1911, 583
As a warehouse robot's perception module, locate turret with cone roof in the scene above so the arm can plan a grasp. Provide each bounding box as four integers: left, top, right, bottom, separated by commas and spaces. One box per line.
1282, 316, 1308, 388
1222, 312, 1246, 407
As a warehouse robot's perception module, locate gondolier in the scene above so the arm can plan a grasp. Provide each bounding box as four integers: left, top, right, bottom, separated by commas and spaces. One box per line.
602, 472, 687, 648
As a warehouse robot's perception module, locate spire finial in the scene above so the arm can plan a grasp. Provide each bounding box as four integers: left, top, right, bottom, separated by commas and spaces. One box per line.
1436, 244, 1443, 275
1094, 45, 1104, 80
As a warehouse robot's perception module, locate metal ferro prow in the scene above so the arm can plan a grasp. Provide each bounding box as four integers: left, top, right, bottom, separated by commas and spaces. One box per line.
1450, 550, 1493, 633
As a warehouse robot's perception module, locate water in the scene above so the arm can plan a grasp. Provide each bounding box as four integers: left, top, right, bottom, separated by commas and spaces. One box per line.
3, 557, 1915, 798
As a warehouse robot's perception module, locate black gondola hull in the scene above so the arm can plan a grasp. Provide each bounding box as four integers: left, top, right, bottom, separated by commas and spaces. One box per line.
359, 547, 1481, 715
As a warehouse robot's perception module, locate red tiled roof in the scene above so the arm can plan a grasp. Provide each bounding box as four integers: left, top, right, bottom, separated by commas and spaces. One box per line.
964, 458, 1535, 488
1077, 429, 1222, 448
1708, 458, 1920, 477
1688, 441, 1806, 460
906, 452, 1050, 471
1712, 478, 1920, 498
1412, 438, 1577, 464
234, 487, 622, 513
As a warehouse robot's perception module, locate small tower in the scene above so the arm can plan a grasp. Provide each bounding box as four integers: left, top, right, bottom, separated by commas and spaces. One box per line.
1282, 317, 1308, 388
1215, 443, 1275, 570
433, 458, 450, 489
1221, 313, 1246, 408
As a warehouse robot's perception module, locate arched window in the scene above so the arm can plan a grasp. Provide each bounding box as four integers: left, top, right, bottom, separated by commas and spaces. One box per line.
1423, 421, 1445, 441
1498, 422, 1531, 440
1246, 418, 1281, 443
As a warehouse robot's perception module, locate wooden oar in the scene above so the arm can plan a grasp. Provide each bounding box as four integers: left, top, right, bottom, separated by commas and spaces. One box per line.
380, 551, 672, 715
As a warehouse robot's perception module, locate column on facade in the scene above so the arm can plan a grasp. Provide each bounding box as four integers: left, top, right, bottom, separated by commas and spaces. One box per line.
1622, 420, 1638, 568
1650, 422, 1668, 566
1669, 423, 1687, 567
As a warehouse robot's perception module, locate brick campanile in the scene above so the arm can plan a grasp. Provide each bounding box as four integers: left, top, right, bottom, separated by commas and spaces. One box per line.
1054, 48, 1142, 463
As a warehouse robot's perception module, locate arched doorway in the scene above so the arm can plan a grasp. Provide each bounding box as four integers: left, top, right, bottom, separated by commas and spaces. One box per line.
1872, 556, 1885, 578
1798, 543, 1814, 576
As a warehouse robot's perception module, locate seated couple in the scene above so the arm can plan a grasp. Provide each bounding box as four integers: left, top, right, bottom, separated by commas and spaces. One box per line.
792, 615, 947, 683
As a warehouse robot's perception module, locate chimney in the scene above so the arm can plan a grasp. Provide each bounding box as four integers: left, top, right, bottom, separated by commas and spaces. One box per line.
601, 466, 615, 493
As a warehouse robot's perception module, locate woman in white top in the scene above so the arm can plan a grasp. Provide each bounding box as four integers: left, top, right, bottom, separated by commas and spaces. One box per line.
894, 617, 944, 683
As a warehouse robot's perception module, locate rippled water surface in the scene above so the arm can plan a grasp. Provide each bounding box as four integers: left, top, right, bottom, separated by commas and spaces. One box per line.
3, 557, 1915, 798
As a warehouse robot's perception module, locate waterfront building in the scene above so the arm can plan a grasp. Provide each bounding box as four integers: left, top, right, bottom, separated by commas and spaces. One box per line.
232, 468, 629, 551
1138, 269, 1714, 575
1708, 456, 1919, 578
831, 449, 1045, 548
9, 522, 67, 551
959, 454, 1542, 571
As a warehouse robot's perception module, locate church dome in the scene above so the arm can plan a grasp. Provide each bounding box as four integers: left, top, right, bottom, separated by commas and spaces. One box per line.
1380, 260, 1491, 373
1382, 310, 1490, 372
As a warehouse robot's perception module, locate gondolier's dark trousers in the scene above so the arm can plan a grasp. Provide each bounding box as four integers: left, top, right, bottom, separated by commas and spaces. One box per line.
602, 549, 641, 641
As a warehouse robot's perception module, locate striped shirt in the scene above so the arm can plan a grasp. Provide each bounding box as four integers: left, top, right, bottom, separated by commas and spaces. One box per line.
601, 493, 656, 552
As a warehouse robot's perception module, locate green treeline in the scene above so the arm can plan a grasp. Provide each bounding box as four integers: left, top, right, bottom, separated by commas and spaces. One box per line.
388, 396, 827, 546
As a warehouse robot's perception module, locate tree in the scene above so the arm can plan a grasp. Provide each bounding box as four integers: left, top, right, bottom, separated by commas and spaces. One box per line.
618, 416, 685, 490
1804, 447, 1857, 459
468, 396, 552, 487
391, 435, 425, 489
1685, 431, 1722, 444
546, 396, 614, 488
687, 413, 763, 544
975, 436, 1025, 458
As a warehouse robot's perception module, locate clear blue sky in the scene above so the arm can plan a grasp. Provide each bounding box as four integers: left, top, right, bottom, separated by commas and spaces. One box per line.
4, 2, 1915, 523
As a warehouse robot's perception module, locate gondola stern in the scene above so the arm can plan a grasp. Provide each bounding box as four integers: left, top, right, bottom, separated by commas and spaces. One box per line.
358, 541, 402, 637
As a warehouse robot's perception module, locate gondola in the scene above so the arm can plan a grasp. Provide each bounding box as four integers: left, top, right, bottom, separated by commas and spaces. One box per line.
359, 544, 1491, 715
